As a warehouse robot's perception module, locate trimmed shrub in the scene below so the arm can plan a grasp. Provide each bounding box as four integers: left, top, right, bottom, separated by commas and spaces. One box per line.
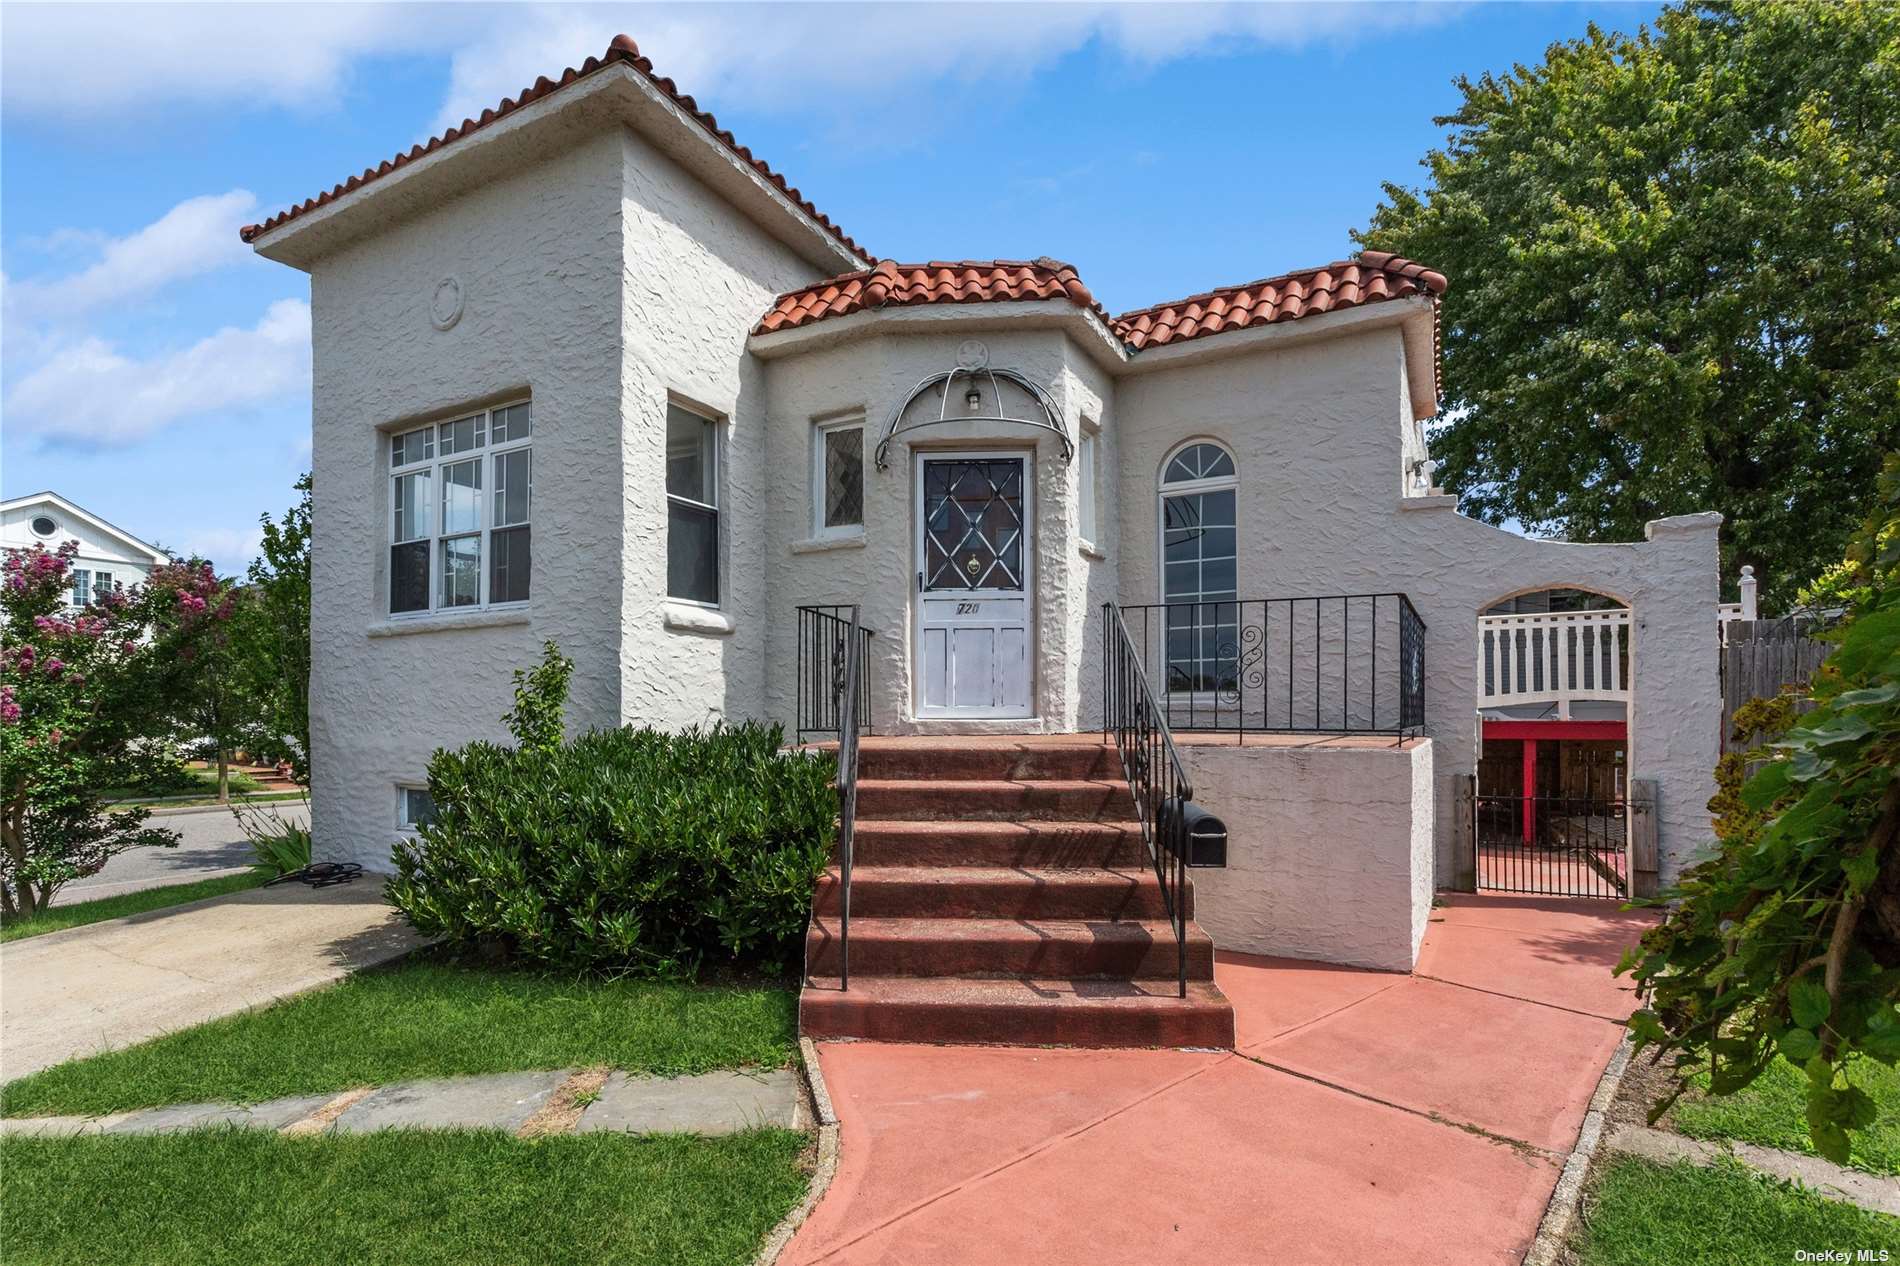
387, 722, 836, 976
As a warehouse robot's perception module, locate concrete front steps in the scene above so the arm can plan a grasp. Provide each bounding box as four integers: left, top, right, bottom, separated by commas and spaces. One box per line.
800, 737, 1236, 1050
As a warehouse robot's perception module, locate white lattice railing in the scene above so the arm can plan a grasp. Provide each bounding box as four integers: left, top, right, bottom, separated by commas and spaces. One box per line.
1478, 608, 1631, 716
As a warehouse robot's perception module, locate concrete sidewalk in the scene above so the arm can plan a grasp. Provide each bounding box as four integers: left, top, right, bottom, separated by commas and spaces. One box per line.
784, 893, 1656, 1266
1, 878, 425, 1079
2, 1067, 802, 1139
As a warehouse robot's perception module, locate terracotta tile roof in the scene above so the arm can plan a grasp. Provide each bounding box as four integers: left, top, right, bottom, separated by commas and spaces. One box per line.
240, 35, 870, 261
1110, 252, 1447, 350
755, 258, 1111, 335
755, 251, 1447, 360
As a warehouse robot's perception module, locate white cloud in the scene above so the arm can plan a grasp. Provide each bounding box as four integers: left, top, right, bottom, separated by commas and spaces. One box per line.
5, 299, 311, 446
5, 191, 259, 321
2, 2, 1460, 133
0, 2, 439, 118
177, 524, 267, 575
429, 3, 1461, 135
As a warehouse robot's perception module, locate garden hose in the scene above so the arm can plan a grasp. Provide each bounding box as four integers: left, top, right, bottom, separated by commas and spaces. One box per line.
265, 862, 365, 889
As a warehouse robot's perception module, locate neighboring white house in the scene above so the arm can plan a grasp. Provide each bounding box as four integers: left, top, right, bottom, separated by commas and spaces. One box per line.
243, 37, 1722, 971
0, 491, 169, 607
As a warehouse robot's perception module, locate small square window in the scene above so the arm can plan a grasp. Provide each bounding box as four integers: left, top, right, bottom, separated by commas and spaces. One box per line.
398, 786, 437, 830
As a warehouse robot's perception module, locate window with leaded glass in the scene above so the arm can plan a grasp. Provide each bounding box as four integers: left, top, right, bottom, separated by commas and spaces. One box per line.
386, 400, 531, 616
813, 419, 864, 536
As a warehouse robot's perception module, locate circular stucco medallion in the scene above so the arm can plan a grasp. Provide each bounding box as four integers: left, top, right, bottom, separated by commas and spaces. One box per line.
430, 275, 465, 331
955, 339, 989, 371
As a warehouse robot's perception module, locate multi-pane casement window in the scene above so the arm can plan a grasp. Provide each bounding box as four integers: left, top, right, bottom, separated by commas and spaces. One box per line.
1159, 441, 1239, 694
388, 401, 532, 615
812, 418, 864, 538
665, 402, 720, 605
67, 569, 112, 608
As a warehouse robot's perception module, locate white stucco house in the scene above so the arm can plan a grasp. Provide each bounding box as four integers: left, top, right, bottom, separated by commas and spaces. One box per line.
243, 37, 1721, 1014
0, 492, 169, 608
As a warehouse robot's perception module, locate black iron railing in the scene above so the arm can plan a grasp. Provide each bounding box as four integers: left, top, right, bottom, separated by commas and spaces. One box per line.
795, 604, 871, 989
1475, 793, 1628, 899
1102, 602, 1192, 998
1118, 593, 1425, 737
795, 605, 875, 744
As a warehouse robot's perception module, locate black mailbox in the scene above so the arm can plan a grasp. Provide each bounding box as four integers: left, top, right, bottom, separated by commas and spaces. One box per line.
1161, 798, 1228, 869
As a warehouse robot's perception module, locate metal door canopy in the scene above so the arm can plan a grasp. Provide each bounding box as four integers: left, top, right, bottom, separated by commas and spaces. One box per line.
874, 341, 1073, 470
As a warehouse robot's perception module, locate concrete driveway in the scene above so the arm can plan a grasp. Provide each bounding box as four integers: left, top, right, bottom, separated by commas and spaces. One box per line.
52, 802, 310, 906
785, 893, 1655, 1266
2, 878, 425, 1080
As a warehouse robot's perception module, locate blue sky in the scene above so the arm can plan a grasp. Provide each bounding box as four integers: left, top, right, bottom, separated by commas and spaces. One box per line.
0, 1, 1655, 574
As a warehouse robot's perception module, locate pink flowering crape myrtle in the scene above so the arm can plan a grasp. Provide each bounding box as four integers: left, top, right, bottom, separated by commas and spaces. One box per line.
0, 543, 234, 916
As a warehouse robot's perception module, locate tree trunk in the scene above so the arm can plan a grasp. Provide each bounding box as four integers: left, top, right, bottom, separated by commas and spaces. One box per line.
217, 749, 230, 804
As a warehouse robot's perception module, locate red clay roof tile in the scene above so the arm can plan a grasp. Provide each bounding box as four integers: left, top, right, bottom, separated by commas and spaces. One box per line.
1111, 253, 1446, 351
755, 252, 1447, 361
754, 258, 1110, 334
239, 35, 871, 262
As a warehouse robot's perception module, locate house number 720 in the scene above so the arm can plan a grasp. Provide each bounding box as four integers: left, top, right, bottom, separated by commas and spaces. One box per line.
956, 602, 981, 615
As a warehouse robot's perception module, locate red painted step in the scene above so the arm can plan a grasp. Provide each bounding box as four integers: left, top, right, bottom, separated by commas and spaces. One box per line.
849, 819, 1147, 869
855, 778, 1139, 822
801, 975, 1236, 1049
856, 740, 1122, 782
816, 865, 1185, 921
804, 916, 1213, 981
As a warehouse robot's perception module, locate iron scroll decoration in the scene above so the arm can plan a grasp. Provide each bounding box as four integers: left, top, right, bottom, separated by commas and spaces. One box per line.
872, 340, 1075, 471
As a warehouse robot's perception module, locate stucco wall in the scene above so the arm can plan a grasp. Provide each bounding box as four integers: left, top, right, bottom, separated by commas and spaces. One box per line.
1181, 737, 1435, 972
758, 325, 1116, 736
306, 125, 817, 869
1114, 319, 1723, 886
613, 126, 817, 733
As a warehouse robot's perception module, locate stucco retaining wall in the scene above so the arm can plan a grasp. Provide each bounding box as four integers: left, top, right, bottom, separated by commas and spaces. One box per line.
1181, 737, 1435, 972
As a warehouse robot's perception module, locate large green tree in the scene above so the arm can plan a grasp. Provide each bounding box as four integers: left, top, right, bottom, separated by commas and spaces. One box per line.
239, 473, 312, 786
1359, 0, 1900, 607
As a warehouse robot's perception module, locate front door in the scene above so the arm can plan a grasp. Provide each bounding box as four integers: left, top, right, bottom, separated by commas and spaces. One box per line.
914, 453, 1033, 718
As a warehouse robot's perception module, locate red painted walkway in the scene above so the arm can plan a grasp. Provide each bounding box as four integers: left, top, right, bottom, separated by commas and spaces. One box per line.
784, 893, 1655, 1266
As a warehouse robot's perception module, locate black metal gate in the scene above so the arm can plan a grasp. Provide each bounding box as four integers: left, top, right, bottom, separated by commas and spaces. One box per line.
1473, 793, 1629, 899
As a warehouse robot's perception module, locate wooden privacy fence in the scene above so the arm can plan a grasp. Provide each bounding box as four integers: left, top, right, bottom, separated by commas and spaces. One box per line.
1720, 616, 1834, 752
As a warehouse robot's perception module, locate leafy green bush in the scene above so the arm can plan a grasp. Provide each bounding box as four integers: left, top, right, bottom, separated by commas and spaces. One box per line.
1623, 453, 1900, 1163
233, 801, 311, 877
386, 644, 836, 976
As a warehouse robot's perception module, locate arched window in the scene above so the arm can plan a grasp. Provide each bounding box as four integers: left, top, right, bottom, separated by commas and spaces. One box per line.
1158, 442, 1238, 694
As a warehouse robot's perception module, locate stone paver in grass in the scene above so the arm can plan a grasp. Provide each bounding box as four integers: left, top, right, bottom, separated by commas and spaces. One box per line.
1, 1066, 803, 1139
576, 1069, 801, 1135
105, 1095, 336, 1135
333, 1071, 566, 1134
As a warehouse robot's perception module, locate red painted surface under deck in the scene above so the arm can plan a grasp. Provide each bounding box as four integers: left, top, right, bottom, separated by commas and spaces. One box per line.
785, 892, 1655, 1266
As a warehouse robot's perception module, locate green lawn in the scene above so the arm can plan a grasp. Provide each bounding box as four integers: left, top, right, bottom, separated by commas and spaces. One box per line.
0, 871, 269, 943
1, 960, 798, 1117
1674, 1057, 1900, 1176
0, 1127, 809, 1266
1577, 1155, 1898, 1266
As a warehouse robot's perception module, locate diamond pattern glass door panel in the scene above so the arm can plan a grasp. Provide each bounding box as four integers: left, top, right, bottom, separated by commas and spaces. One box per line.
922, 459, 1025, 591
915, 455, 1033, 718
